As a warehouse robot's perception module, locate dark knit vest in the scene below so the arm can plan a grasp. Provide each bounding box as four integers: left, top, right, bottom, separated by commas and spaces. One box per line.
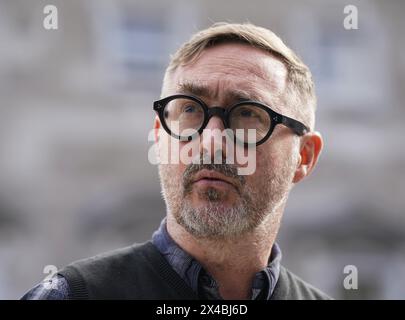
58, 242, 331, 300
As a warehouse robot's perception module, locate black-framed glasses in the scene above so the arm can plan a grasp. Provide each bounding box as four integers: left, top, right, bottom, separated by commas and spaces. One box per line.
153, 94, 309, 146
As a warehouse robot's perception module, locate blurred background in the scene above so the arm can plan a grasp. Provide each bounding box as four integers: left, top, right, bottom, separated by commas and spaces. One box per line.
0, 0, 404, 299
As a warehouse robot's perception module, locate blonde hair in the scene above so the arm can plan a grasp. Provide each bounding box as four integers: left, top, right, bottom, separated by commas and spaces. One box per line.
164, 22, 316, 130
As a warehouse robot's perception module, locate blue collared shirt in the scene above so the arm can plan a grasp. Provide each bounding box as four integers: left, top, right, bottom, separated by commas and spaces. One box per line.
152, 219, 282, 300
21, 219, 282, 300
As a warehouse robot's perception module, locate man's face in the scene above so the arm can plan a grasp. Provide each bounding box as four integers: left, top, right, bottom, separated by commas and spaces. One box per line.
157, 43, 300, 240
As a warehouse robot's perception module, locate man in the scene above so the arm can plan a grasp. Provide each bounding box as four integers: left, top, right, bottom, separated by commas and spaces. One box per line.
22, 22, 329, 300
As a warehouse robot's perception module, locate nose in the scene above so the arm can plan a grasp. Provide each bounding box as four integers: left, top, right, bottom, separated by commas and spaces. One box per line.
199, 111, 229, 163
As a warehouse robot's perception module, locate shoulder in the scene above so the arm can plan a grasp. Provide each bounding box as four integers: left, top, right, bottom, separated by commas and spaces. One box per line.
57, 242, 158, 299
271, 266, 333, 300
21, 274, 69, 300
61, 242, 154, 275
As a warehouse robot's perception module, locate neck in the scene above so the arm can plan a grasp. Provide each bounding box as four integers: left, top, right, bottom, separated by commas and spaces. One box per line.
166, 204, 284, 300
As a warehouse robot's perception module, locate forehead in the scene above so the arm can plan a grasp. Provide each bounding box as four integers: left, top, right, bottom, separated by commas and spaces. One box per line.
167, 43, 287, 106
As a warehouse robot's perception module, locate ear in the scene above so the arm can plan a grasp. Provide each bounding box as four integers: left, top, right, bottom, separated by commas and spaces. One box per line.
154, 115, 160, 143
292, 131, 323, 183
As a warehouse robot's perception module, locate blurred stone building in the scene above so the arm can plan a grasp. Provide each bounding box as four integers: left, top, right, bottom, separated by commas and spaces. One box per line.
0, 0, 404, 299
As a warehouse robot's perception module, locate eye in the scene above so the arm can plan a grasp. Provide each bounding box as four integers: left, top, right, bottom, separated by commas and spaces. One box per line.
180, 102, 203, 115
240, 109, 253, 117
237, 107, 259, 118
183, 105, 197, 113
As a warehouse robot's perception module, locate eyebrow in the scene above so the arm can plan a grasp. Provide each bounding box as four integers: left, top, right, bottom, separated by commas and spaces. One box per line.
177, 81, 265, 104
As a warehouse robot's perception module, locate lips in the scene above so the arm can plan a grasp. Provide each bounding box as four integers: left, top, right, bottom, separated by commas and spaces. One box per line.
192, 169, 238, 190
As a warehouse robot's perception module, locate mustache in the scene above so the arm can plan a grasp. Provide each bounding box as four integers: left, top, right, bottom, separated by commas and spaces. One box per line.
182, 158, 246, 194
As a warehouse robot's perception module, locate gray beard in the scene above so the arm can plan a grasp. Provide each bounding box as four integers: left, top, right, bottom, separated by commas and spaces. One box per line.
177, 184, 260, 239
158, 159, 294, 240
